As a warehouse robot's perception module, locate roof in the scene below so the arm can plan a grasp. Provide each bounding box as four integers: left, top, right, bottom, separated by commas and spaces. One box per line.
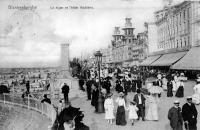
150, 51, 187, 66
140, 55, 161, 66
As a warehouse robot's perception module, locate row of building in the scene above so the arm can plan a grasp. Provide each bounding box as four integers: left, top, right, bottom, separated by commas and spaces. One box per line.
145, 1, 200, 70
97, 1, 200, 70
100, 18, 148, 67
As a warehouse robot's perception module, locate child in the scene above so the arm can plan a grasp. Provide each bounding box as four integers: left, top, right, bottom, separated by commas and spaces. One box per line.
127, 101, 138, 125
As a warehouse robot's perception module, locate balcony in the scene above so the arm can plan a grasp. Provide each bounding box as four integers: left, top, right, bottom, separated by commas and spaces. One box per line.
194, 14, 200, 23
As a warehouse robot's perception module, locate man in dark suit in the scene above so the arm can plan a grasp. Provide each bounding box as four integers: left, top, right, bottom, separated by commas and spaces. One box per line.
133, 89, 146, 121
91, 85, 99, 112
86, 80, 92, 100
26, 80, 30, 94
79, 78, 85, 91
168, 100, 183, 130
62, 83, 70, 103
182, 97, 198, 130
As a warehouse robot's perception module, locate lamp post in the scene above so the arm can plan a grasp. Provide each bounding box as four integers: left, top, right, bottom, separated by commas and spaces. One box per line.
94, 51, 104, 113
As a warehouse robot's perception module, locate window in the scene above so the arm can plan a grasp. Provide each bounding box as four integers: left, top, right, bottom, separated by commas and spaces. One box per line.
184, 38, 187, 46
180, 39, 182, 48
176, 40, 178, 48
129, 39, 131, 43
184, 10, 186, 19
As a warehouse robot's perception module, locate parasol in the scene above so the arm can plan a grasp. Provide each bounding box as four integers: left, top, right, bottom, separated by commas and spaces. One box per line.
148, 85, 163, 94
140, 88, 149, 95
146, 77, 157, 83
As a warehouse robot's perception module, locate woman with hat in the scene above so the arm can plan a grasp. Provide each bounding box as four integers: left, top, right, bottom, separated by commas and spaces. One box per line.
104, 93, 115, 124
146, 93, 159, 121
175, 79, 184, 98
192, 78, 200, 104
115, 92, 127, 126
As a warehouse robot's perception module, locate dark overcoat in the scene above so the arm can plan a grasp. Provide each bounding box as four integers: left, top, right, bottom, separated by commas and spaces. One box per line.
182, 103, 198, 129
168, 107, 183, 129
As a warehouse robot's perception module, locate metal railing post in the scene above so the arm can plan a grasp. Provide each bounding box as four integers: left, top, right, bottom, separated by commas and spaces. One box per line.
42, 103, 44, 115
51, 107, 54, 125
28, 95, 30, 109
3, 94, 5, 104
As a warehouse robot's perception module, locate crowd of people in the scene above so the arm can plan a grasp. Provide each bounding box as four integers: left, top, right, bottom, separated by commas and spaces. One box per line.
76, 66, 200, 129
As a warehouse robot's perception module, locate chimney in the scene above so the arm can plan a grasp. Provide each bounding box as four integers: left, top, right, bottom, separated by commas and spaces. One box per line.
114, 27, 120, 35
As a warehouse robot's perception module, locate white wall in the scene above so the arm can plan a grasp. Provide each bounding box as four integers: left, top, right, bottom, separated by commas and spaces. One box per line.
148, 23, 159, 54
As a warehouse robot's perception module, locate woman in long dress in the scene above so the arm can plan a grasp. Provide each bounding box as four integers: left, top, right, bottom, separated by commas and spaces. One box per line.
145, 93, 159, 121
167, 79, 173, 97
115, 92, 127, 126
104, 93, 115, 124
192, 79, 200, 104
175, 80, 184, 98
172, 79, 177, 92
162, 75, 168, 90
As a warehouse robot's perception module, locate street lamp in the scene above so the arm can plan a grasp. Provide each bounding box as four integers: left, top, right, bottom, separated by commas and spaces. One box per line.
94, 51, 104, 113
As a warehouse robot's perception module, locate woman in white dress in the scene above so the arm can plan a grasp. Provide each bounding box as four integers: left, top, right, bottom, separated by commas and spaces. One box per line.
162, 75, 168, 90
127, 101, 138, 125
104, 93, 115, 124
145, 93, 159, 121
192, 79, 200, 104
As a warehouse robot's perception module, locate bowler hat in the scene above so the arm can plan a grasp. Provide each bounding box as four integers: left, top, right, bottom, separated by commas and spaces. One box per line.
137, 89, 141, 93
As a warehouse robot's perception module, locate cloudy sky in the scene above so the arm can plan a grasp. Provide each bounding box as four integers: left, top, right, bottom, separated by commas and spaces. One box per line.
0, 0, 184, 67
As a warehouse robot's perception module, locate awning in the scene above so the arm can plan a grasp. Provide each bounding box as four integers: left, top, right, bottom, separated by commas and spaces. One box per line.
171, 47, 200, 70
129, 61, 139, 66
140, 55, 161, 66
150, 51, 187, 66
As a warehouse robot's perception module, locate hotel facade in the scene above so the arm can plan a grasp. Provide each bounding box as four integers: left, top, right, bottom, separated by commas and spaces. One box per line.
141, 1, 200, 70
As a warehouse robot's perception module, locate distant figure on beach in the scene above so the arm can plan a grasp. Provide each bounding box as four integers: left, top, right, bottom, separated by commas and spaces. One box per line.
62, 83, 70, 103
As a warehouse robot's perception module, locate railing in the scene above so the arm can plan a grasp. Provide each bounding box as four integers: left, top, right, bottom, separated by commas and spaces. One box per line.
0, 93, 57, 125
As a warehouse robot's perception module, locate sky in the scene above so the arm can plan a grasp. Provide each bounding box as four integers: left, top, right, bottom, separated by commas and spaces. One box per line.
0, 0, 185, 68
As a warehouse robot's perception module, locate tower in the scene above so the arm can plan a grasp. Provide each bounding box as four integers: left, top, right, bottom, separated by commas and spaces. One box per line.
122, 18, 135, 44
60, 43, 70, 71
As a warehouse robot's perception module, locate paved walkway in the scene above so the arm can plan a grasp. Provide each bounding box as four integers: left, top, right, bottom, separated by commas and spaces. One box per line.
71, 81, 200, 130
0, 103, 51, 130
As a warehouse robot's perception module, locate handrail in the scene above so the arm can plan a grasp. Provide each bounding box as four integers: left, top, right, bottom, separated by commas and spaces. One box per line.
0, 93, 57, 126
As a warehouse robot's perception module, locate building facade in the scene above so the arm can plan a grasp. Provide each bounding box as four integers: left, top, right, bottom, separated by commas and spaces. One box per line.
137, 31, 148, 62
155, 1, 200, 52
101, 18, 148, 67
141, 1, 200, 69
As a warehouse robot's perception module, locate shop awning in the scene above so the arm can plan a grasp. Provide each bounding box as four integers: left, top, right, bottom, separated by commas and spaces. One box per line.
150, 51, 187, 66
171, 47, 200, 70
140, 55, 161, 66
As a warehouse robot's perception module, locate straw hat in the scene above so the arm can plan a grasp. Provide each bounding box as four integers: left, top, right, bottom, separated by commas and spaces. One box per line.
197, 78, 200, 82
119, 92, 124, 97
107, 93, 113, 97
174, 100, 180, 104
186, 96, 192, 100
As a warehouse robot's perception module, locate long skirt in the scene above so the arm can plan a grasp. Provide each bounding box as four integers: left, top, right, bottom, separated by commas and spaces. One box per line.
175, 86, 184, 98
146, 103, 158, 121
167, 85, 173, 97
116, 106, 126, 126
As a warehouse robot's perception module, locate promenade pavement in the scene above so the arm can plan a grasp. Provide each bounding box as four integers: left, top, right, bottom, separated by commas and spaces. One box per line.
70, 80, 200, 130
0, 103, 51, 130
